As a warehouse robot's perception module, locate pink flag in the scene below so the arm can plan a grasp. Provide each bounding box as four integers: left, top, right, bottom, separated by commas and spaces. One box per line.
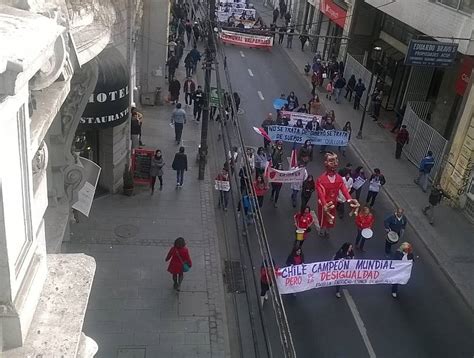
252, 127, 272, 142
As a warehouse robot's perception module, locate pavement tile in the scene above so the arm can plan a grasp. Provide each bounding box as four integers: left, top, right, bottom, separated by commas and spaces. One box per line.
184, 332, 210, 345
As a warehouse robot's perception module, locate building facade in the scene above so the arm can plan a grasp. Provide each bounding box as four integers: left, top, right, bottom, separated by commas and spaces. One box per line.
0, 0, 143, 352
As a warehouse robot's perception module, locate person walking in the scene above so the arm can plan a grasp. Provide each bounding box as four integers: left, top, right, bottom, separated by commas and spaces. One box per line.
189, 45, 201, 74
325, 80, 334, 101
261, 113, 274, 149
278, 25, 286, 45
255, 147, 268, 177
333, 243, 354, 298
150, 149, 165, 194
287, 91, 299, 111
353, 79, 366, 110
260, 260, 277, 307
391, 242, 414, 298
395, 125, 409, 159
166, 54, 179, 82
298, 140, 313, 164
286, 247, 304, 266
345, 75, 356, 102
172, 146, 188, 187
216, 168, 230, 211
384, 208, 407, 257
351, 166, 366, 201
271, 141, 284, 167
169, 78, 181, 104
422, 184, 448, 225
334, 74, 346, 104
270, 178, 283, 208
170, 103, 186, 145
183, 77, 195, 107
414, 151, 435, 192
272, 8, 279, 23
253, 174, 268, 208
354, 206, 375, 251
185, 18, 193, 44
192, 85, 204, 121
299, 31, 309, 51
184, 52, 194, 78
286, 27, 294, 48
293, 206, 314, 248
165, 237, 192, 291
131, 112, 142, 149
366, 168, 386, 207
391, 105, 406, 133
371, 91, 383, 121
337, 172, 354, 219
300, 175, 315, 211
339, 121, 352, 157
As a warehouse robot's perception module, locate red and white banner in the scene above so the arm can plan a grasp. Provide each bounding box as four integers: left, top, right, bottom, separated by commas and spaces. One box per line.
252, 126, 272, 141
276, 259, 413, 294
320, 0, 347, 28
220, 30, 273, 49
280, 111, 322, 126
265, 166, 307, 183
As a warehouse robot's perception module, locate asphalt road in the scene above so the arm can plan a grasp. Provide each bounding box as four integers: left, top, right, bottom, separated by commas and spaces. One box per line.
220, 43, 474, 358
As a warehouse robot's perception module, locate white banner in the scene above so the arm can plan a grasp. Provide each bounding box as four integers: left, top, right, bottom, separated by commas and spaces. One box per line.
266, 166, 307, 183
276, 259, 413, 294
219, 30, 273, 49
215, 180, 231, 191
216, 8, 256, 22
280, 111, 322, 126
268, 125, 349, 146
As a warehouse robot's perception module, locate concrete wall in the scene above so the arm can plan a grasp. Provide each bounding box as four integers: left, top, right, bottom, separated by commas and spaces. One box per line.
365, 0, 474, 55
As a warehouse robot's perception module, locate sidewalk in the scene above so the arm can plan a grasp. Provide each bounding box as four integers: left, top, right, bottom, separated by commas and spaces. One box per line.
63, 61, 230, 356
254, 1, 474, 309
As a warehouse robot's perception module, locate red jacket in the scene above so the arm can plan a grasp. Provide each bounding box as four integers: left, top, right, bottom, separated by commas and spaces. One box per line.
355, 213, 375, 230
166, 246, 192, 274
254, 181, 268, 196
294, 212, 314, 230
260, 265, 279, 285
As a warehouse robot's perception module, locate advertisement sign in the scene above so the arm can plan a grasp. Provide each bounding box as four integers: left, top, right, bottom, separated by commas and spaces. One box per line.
72, 157, 101, 217
276, 259, 413, 294
320, 0, 347, 28
405, 40, 458, 67
131, 148, 155, 184
265, 166, 308, 183
280, 111, 322, 126
219, 29, 273, 49
268, 125, 349, 146
455, 56, 474, 96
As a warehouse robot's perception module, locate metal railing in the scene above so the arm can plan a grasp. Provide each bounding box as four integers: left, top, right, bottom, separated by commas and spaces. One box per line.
343, 54, 376, 109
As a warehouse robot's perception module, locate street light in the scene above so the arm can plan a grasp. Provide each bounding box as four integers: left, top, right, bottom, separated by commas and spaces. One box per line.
356, 46, 382, 139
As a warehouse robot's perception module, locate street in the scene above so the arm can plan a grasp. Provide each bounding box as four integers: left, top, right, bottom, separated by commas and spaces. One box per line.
221, 43, 474, 357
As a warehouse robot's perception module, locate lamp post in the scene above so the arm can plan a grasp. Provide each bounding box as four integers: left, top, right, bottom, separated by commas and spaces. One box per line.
356, 46, 382, 139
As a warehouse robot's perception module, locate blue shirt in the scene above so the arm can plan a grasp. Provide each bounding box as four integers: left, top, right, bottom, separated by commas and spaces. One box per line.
419, 155, 435, 173
384, 214, 407, 235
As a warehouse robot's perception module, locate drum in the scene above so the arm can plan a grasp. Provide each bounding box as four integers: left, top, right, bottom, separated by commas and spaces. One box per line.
386, 231, 399, 244
361, 228, 373, 240
295, 229, 305, 241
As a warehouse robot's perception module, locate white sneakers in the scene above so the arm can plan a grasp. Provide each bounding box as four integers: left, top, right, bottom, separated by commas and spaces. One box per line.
392, 292, 398, 298
336, 292, 341, 298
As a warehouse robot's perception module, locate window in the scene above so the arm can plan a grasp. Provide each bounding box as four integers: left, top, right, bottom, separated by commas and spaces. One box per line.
437, 0, 473, 13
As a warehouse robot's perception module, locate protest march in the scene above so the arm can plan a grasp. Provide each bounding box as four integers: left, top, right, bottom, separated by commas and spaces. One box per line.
267, 125, 349, 146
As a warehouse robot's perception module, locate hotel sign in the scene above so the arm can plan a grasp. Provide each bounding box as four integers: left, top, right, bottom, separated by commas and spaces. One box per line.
405, 40, 458, 67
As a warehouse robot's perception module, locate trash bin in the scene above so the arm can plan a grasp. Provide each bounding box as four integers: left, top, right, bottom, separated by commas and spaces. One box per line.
140, 92, 156, 106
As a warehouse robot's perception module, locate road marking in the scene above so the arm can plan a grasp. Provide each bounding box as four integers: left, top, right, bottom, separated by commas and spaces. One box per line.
248, 69, 254, 77
240, 51, 245, 57
257, 91, 264, 100
343, 289, 376, 358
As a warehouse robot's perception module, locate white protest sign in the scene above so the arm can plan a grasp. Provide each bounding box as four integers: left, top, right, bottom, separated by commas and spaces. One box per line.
268, 125, 349, 146
215, 180, 231, 191
219, 29, 273, 49
280, 111, 321, 126
265, 166, 307, 183
276, 259, 413, 294
352, 177, 366, 190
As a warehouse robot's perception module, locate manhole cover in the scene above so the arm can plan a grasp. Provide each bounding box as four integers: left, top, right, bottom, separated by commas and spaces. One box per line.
114, 224, 139, 238
224, 260, 245, 293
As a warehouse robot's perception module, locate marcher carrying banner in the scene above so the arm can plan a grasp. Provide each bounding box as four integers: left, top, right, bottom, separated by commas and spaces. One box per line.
268, 125, 349, 146
219, 29, 273, 49
276, 259, 413, 294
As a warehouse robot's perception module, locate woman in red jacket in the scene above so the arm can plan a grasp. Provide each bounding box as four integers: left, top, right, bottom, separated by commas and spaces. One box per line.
354, 206, 375, 251
253, 174, 268, 208
293, 206, 314, 247
165, 237, 192, 291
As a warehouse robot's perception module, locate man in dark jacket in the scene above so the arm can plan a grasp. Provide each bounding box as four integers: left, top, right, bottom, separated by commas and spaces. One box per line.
384, 208, 407, 257
189, 46, 201, 74
353, 79, 366, 110
334, 75, 346, 104
272, 8, 279, 23
172, 146, 188, 187
192, 85, 205, 121
391, 242, 414, 298
345, 75, 356, 102
422, 184, 448, 225
183, 77, 196, 106
395, 125, 409, 159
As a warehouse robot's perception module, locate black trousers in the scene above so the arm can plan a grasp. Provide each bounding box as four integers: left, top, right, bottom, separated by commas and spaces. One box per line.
366, 191, 378, 207
354, 95, 361, 109
174, 122, 183, 142
185, 92, 193, 105
193, 105, 202, 121
395, 142, 404, 159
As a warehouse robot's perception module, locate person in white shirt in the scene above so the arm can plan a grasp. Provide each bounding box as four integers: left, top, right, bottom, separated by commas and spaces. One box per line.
337, 172, 354, 219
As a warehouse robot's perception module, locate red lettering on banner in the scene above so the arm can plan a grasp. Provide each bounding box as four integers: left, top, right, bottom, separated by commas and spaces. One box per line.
285, 276, 302, 286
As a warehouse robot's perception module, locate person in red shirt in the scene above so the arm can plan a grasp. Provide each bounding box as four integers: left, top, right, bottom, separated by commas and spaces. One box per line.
215, 168, 230, 211
395, 125, 409, 159
253, 174, 268, 208
316, 152, 359, 238
260, 260, 278, 307
294, 206, 314, 247
286, 247, 305, 266
165, 237, 192, 291
354, 206, 375, 251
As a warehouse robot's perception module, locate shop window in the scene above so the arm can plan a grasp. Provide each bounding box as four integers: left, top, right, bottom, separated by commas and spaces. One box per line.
438, 0, 473, 13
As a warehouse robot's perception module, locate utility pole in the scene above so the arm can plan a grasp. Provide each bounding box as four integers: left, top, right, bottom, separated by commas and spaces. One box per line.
198, 0, 216, 180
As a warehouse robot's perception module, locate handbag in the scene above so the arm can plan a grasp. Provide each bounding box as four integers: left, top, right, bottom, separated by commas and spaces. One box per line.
174, 248, 190, 272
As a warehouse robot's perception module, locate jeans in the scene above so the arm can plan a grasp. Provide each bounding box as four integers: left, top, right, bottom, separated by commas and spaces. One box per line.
415, 172, 429, 192
257, 195, 264, 208
271, 187, 281, 203
291, 189, 299, 207
366, 191, 378, 207
176, 169, 184, 185
185, 92, 193, 105
151, 176, 163, 191
185, 66, 192, 77
353, 95, 361, 110
287, 37, 293, 48
350, 187, 362, 201
301, 194, 311, 211
345, 88, 353, 101
335, 88, 343, 103
219, 190, 229, 209
174, 122, 183, 143
385, 240, 394, 255
355, 229, 366, 249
